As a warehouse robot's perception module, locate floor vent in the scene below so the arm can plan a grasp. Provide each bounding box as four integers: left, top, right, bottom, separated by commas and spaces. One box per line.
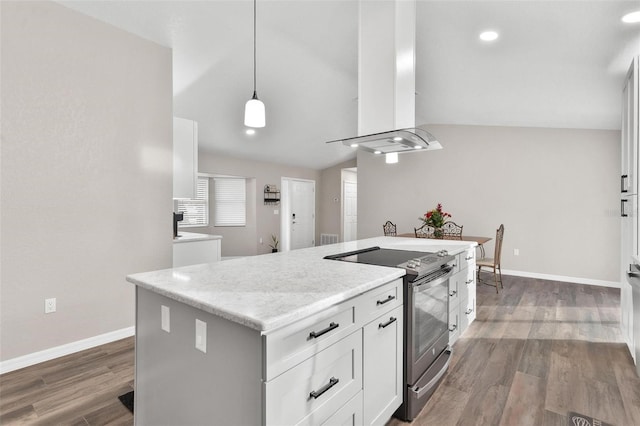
320, 234, 339, 245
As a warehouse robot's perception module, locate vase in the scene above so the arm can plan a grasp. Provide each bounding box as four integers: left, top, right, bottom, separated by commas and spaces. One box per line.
433, 228, 444, 239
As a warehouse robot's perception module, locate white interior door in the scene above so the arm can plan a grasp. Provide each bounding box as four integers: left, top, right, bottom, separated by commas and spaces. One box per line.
343, 181, 357, 242
286, 178, 315, 250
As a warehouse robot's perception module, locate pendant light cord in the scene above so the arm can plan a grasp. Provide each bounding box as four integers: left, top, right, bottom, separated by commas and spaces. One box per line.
253, 0, 257, 94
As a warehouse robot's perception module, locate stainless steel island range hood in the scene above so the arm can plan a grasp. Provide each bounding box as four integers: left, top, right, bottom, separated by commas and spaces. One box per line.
326, 127, 442, 155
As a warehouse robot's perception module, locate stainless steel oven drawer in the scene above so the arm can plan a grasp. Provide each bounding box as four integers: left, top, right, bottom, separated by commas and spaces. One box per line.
406, 346, 451, 421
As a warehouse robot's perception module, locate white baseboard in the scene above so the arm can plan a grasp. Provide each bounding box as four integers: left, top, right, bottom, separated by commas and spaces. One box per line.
0, 326, 135, 375
500, 269, 620, 289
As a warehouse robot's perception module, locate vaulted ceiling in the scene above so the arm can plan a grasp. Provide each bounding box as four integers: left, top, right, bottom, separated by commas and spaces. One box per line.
58, 1, 640, 170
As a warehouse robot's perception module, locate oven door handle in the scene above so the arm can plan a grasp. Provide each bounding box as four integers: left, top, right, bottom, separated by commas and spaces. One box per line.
413, 266, 454, 292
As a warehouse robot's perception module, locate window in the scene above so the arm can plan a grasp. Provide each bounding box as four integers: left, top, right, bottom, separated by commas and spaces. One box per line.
176, 177, 209, 226
214, 177, 246, 226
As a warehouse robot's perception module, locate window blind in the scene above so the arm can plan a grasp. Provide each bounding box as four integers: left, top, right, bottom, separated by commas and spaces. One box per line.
176, 177, 209, 226
214, 177, 246, 226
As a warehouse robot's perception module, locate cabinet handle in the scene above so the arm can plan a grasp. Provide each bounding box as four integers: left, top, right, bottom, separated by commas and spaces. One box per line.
465, 255, 473, 261
309, 377, 339, 399
465, 308, 473, 315
449, 324, 457, 332
621, 199, 628, 217
309, 322, 339, 339
449, 290, 457, 297
379, 317, 397, 329
466, 279, 473, 285
376, 295, 395, 305
621, 175, 628, 193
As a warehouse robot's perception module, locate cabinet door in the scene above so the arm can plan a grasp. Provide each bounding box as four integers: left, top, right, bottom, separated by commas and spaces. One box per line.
172, 239, 219, 268
621, 57, 638, 195
363, 305, 403, 426
173, 117, 198, 199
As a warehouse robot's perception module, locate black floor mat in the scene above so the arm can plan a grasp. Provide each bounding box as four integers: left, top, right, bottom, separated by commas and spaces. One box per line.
567, 411, 612, 426
118, 390, 134, 413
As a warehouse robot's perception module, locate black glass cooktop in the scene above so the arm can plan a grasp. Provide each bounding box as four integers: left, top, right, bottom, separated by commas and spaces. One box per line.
324, 246, 432, 267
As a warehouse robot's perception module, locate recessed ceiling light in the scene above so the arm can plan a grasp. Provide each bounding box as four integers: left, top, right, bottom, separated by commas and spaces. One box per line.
350, 143, 359, 148
479, 31, 499, 42
245, 129, 256, 135
393, 136, 403, 141
622, 11, 640, 23
414, 145, 422, 149
374, 150, 381, 155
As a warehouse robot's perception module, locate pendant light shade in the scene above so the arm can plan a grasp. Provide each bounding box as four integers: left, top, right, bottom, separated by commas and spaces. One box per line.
244, 0, 265, 128
245, 92, 265, 128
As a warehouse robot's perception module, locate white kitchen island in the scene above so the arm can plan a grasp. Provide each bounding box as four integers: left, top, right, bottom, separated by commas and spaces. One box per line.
127, 237, 475, 425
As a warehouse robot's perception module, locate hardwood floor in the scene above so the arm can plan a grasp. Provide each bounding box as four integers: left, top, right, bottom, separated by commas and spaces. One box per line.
1, 275, 639, 425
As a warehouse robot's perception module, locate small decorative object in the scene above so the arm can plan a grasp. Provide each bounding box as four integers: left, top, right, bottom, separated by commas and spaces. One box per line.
269, 234, 279, 252
419, 203, 451, 239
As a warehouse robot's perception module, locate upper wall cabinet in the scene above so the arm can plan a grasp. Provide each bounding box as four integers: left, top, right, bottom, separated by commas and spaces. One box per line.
173, 117, 198, 199
621, 56, 638, 196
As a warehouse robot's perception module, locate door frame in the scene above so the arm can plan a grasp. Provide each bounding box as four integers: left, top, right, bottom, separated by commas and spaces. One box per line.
280, 177, 316, 252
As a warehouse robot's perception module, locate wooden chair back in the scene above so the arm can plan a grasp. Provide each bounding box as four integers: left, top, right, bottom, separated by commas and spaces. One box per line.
383, 220, 397, 236
494, 224, 505, 265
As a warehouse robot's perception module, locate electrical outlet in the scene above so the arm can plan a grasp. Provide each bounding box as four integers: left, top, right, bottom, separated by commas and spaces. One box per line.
195, 319, 207, 353
45, 298, 56, 313
161, 305, 170, 333
514, 248, 519, 256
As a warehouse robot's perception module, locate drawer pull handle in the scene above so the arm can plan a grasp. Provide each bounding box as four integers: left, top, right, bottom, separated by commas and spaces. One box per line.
465, 308, 473, 315
376, 295, 396, 305
449, 290, 457, 297
309, 322, 339, 339
379, 317, 397, 329
449, 324, 457, 332
466, 279, 473, 285
465, 256, 473, 260
309, 377, 339, 399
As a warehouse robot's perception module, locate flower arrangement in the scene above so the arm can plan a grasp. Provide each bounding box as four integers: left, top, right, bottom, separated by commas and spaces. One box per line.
420, 203, 451, 229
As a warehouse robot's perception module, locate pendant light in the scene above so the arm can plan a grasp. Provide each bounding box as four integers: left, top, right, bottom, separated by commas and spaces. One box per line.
244, 0, 265, 128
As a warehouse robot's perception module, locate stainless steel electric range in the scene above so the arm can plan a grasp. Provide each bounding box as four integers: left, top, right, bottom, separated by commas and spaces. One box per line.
324, 246, 455, 421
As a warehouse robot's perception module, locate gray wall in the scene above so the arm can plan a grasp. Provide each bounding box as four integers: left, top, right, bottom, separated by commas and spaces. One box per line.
357, 124, 620, 282
318, 160, 357, 241
0, 1, 173, 361
192, 152, 321, 256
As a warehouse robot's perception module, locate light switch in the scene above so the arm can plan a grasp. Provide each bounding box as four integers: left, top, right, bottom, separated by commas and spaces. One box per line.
195, 319, 207, 353
161, 305, 170, 332
273, 209, 279, 215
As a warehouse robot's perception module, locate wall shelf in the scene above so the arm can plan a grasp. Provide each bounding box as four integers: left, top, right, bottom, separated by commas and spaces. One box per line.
264, 185, 280, 205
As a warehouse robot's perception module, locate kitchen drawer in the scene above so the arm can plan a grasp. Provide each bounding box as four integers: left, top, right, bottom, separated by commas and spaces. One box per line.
457, 248, 475, 272
358, 278, 403, 325
264, 331, 363, 426
461, 282, 476, 331
318, 391, 363, 426
264, 299, 358, 381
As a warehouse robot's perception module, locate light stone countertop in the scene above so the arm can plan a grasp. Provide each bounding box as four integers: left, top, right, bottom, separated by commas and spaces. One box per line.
173, 231, 222, 244
127, 236, 476, 332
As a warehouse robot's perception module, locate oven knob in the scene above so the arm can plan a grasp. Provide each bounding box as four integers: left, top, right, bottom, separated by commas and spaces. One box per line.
407, 261, 416, 268
413, 258, 422, 266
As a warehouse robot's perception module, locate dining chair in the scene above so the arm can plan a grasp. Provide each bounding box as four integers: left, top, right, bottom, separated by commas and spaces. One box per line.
442, 221, 463, 240
383, 220, 397, 236
414, 223, 435, 238
477, 224, 504, 293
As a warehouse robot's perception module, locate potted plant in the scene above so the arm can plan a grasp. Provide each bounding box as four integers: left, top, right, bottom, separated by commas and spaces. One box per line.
269, 234, 279, 253
419, 203, 451, 239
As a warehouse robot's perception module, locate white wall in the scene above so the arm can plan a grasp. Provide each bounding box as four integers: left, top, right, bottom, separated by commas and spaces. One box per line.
357, 124, 620, 283
1, 1, 173, 362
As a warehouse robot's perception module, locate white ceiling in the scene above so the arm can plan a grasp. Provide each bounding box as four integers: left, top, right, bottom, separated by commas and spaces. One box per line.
58, 0, 640, 170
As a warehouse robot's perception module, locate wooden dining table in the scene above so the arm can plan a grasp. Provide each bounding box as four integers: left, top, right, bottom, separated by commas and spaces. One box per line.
396, 233, 492, 257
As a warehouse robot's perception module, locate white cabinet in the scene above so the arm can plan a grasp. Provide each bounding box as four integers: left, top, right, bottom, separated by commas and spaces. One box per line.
173, 117, 198, 199
172, 237, 220, 267
363, 304, 403, 426
263, 277, 404, 426
621, 56, 639, 362
449, 248, 476, 345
